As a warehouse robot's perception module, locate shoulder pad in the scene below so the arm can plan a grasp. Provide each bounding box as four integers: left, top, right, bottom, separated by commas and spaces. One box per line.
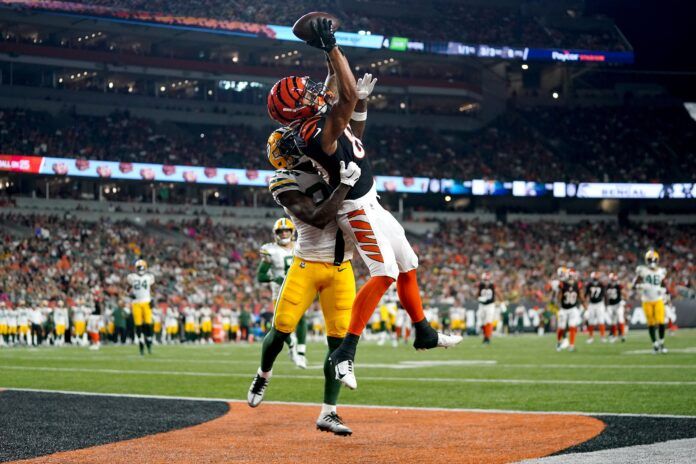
298, 115, 323, 143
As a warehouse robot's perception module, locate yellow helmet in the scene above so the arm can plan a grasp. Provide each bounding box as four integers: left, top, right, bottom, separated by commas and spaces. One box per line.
273, 218, 295, 245
135, 259, 148, 274
267, 127, 302, 170
645, 249, 659, 267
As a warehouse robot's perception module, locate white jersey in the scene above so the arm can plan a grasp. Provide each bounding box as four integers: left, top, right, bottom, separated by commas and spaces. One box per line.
30, 308, 44, 325
17, 308, 29, 326
199, 307, 212, 323
184, 307, 196, 325
0, 309, 7, 325
7, 310, 17, 327
127, 272, 155, 304
259, 241, 294, 301
636, 265, 667, 302
268, 169, 354, 264
72, 306, 86, 323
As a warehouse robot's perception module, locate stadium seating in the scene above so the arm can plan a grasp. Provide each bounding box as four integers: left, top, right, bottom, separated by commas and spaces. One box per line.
2, 105, 692, 182
31, 0, 629, 50
1, 213, 693, 309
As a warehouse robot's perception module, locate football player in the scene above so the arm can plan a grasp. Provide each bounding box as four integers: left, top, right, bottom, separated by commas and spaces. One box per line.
268, 19, 461, 390
247, 125, 363, 436
257, 218, 307, 368
633, 250, 668, 353
183, 304, 196, 343
126, 259, 155, 355
16, 300, 30, 346
87, 305, 102, 351
585, 272, 607, 343
605, 273, 625, 342
0, 301, 7, 347
477, 272, 503, 345
556, 269, 585, 352
199, 304, 213, 344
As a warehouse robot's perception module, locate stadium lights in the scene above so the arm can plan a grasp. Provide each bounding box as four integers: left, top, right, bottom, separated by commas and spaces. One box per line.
552, 91, 560, 99
58, 78, 63, 83
159, 86, 166, 92
108, 82, 114, 89
445, 195, 452, 202
200, 133, 205, 139
521, 64, 529, 70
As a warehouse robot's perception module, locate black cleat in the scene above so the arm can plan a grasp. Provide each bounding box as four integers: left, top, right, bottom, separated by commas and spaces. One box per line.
316, 412, 352, 436
247, 373, 269, 407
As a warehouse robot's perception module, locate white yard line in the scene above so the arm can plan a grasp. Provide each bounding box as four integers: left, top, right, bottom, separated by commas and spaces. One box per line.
2, 365, 696, 386
2, 386, 695, 419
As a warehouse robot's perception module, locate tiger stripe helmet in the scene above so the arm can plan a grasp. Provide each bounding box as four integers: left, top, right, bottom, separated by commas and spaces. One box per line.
267, 127, 302, 170
267, 76, 330, 124
273, 218, 295, 245
645, 249, 659, 267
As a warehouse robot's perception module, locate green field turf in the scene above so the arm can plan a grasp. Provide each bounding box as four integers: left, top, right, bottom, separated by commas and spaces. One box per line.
2, 329, 695, 416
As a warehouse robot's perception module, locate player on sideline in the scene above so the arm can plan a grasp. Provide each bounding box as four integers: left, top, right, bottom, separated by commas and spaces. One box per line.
267, 18, 461, 390
585, 272, 607, 343
126, 259, 155, 355
257, 218, 307, 368
557, 269, 585, 352
605, 273, 625, 342
633, 249, 668, 354
477, 272, 503, 345
247, 126, 362, 436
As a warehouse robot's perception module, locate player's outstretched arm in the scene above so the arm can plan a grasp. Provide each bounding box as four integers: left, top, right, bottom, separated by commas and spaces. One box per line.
277, 161, 361, 229
350, 73, 376, 139
306, 19, 358, 155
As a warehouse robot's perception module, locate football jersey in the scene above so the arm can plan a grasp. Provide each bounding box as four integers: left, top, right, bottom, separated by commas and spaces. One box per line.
560, 282, 581, 309
259, 241, 294, 300
199, 307, 212, 323
297, 116, 374, 200
585, 280, 605, 304
17, 308, 29, 326
606, 283, 622, 305
269, 168, 354, 265
0, 309, 6, 325
7, 310, 17, 326
127, 272, 155, 303
53, 307, 68, 325
71, 306, 85, 322
478, 283, 495, 305
636, 265, 667, 302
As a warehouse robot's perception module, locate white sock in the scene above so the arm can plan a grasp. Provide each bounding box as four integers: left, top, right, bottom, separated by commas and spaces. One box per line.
258, 367, 272, 379
297, 344, 306, 355
321, 403, 336, 416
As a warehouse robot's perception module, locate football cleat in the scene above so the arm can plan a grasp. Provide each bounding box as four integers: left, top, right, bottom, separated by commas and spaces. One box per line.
436, 332, 463, 349
247, 373, 270, 407
294, 354, 308, 369
334, 359, 357, 390
660, 346, 669, 354
586, 337, 594, 344
560, 338, 570, 350
652, 343, 660, 354
568, 345, 576, 352
316, 412, 352, 436
556, 342, 563, 352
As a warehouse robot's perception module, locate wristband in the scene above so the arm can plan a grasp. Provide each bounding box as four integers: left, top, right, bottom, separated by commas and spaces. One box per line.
351, 111, 367, 121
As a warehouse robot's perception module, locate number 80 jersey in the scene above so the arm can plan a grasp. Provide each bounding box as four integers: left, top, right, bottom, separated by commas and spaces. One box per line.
297, 115, 374, 200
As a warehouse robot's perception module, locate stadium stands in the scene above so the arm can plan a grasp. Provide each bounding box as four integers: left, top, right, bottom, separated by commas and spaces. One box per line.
47, 0, 629, 50
2, 105, 692, 182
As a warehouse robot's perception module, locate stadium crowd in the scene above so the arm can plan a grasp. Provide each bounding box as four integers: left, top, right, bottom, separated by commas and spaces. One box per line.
55, 0, 629, 50
2, 105, 693, 182
1, 211, 693, 347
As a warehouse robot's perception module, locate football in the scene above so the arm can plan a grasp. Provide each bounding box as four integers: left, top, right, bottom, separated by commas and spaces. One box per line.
291, 11, 340, 41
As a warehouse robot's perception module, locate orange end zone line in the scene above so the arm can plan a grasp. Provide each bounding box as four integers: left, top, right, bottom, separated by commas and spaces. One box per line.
2, 387, 695, 419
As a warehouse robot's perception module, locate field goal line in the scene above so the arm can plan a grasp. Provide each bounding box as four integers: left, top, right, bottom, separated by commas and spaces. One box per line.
2, 386, 695, 419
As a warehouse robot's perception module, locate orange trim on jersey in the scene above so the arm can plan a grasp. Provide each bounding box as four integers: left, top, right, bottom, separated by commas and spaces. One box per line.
355, 231, 378, 245
349, 220, 372, 231
347, 209, 366, 219
360, 244, 382, 254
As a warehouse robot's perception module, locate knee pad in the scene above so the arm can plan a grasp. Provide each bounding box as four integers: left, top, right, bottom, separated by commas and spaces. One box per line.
274, 312, 297, 334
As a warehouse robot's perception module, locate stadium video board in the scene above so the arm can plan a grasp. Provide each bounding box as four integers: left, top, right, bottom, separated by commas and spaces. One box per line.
0, 1, 634, 64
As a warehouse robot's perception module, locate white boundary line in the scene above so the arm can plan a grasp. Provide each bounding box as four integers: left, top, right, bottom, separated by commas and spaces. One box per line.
2, 386, 696, 419
3, 365, 696, 386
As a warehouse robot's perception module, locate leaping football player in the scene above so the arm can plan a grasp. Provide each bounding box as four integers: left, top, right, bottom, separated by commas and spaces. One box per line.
257, 218, 308, 368
247, 125, 362, 436
126, 259, 155, 355
633, 249, 668, 354
267, 17, 461, 391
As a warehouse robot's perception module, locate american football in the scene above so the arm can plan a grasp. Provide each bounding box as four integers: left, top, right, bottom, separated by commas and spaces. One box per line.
292, 11, 341, 41
0, 1, 695, 464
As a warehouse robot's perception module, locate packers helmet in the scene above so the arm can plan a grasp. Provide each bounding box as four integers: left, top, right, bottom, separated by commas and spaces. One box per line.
267, 127, 304, 170
273, 218, 295, 246
645, 249, 659, 268
135, 259, 148, 274
481, 272, 491, 282
556, 266, 568, 281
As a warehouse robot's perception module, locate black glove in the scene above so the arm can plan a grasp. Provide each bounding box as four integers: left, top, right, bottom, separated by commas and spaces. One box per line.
307, 18, 336, 52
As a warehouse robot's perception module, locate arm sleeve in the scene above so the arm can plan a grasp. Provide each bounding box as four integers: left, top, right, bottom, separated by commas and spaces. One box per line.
257, 260, 273, 283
